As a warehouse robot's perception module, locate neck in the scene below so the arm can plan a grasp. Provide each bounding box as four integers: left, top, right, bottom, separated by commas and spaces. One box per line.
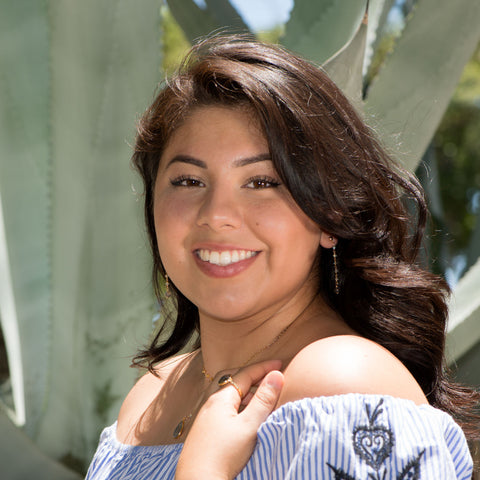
199, 293, 333, 378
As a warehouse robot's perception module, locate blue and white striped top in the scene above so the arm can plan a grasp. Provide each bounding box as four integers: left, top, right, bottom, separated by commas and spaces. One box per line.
86, 394, 473, 479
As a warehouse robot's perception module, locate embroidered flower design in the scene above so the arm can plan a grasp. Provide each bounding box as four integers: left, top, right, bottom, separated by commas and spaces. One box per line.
352, 399, 394, 470
326, 400, 424, 479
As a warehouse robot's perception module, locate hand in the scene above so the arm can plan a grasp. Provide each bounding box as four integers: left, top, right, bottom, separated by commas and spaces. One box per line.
175, 360, 284, 480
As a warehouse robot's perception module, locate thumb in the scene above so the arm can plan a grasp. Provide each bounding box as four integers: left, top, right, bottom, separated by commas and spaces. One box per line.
243, 370, 284, 425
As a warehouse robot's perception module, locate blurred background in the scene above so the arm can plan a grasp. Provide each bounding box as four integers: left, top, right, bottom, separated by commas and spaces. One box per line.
0, 0, 479, 477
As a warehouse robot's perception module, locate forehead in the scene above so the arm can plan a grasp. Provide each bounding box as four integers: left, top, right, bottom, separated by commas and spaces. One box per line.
161, 106, 268, 161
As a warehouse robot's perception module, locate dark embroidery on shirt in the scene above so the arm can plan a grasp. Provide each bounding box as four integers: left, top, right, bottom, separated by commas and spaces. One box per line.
397, 450, 425, 480
326, 400, 424, 480
352, 399, 394, 471
326, 463, 357, 480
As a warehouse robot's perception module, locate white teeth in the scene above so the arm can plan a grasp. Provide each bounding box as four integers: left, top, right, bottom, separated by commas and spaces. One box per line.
197, 249, 257, 266
209, 251, 220, 265
219, 251, 230, 266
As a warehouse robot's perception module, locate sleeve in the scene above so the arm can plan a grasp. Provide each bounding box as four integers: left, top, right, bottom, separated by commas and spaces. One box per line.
236, 394, 473, 480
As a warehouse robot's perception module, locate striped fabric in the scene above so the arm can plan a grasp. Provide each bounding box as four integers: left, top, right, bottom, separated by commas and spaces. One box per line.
85, 394, 473, 479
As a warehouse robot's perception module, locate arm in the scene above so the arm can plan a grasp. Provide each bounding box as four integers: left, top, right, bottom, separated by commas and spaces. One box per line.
175, 362, 284, 480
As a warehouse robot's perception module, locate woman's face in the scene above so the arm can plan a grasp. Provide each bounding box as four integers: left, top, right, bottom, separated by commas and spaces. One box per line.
154, 106, 326, 322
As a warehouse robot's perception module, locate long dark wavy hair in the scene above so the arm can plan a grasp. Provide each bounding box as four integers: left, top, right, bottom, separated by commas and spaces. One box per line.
131, 35, 479, 440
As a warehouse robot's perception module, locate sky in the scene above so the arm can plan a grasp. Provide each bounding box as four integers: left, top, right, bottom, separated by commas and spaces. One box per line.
194, 0, 294, 31
229, 0, 294, 30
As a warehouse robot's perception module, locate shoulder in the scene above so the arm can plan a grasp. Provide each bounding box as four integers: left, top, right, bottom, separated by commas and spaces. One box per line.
117, 352, 193, 432
278, 335, 427, 407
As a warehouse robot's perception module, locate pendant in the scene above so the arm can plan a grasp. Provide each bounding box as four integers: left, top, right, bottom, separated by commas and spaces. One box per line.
173, 418, 186, 439
173, 413, 192, 439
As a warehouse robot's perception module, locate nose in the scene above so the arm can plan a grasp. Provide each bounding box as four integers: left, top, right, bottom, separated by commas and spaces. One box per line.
196, 187, 242, 231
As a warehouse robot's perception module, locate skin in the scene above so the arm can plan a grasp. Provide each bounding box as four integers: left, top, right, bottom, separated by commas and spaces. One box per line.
116, 106, 427, 476
175, 362, 285, 480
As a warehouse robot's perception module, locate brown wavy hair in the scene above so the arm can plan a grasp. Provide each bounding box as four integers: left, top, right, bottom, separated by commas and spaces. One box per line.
131, 35, 479, 440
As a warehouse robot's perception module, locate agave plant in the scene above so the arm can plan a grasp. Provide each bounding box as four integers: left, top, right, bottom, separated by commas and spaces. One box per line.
0, 0, 161, 475
0, 0, 479, 475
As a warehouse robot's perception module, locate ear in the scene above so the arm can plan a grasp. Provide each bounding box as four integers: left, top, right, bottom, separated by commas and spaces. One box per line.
320, 232, 338, 249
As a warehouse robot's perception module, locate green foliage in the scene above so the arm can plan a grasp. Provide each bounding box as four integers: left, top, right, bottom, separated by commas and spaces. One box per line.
429, 45, 480, 258
453, 46, 480, 104
161, 6, 191, 75
363, 32, 396, 93
256, 25, 285, 44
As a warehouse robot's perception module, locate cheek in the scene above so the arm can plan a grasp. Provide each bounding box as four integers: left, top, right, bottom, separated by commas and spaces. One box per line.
153, 196, 193, 260
253, 203, 321, 256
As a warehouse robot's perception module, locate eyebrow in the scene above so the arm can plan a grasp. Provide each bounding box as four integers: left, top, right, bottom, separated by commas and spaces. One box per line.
165, 153, 271, 169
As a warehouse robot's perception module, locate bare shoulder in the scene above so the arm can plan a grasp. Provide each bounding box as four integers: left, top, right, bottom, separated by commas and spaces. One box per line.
278, 335, 427, 406
117, 352, 194, 432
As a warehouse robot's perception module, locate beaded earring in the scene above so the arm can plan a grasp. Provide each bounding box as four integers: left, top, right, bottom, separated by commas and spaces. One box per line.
329, 236, 340, 295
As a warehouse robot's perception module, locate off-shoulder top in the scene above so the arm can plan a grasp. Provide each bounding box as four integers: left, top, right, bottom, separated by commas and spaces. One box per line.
85, 393, 473, 479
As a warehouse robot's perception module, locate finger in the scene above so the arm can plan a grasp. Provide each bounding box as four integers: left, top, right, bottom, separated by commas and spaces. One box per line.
213, 360, 282, 410
241, 370, 284, 425
229, 359, 282, 397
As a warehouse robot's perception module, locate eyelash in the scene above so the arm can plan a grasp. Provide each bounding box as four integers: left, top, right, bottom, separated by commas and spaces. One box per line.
169, 175, 281, 189
244, 176, 281, 189
170, 176, 205, 187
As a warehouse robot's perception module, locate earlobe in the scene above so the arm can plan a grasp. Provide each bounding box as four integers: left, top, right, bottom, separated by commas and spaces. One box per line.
320, 233, 337, 249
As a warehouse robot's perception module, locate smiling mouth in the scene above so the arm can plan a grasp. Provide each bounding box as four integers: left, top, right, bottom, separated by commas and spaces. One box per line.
195, 249, 259, 266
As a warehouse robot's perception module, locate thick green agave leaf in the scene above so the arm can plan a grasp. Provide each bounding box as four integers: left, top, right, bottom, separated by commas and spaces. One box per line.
0, 0, 161, 468
365, 0, 480, 172
167, 0, 249, 43
166, 0, 218, 43
39, 0, 160, 465
363, 0, 397, 75
322, 9, 368, 107
205, 0, 249, 32
0, 0, 51, 432
282, 0, 368, 65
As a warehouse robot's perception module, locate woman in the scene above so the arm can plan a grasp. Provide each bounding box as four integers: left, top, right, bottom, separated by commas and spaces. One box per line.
86, 36, 479, 479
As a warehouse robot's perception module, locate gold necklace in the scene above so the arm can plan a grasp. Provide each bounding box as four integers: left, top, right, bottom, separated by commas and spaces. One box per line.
201, 321, 293, 381
172, 320, 295, 439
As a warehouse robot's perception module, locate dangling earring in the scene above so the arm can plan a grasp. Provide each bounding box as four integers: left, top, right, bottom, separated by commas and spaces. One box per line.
332, 245, 340, 295
165, 273, 171, 297
329, 236, 340, 295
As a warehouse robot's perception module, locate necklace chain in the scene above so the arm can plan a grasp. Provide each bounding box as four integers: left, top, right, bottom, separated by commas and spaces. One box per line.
173, 311, 305, 440
201, 321, 292, 382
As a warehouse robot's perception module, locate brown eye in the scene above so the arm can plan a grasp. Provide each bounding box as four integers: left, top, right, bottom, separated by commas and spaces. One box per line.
170, 176, 205, 187
245, 176, 281, 189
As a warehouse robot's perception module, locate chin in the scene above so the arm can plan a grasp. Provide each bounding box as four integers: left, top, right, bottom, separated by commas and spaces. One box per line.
197, 301, 256, 322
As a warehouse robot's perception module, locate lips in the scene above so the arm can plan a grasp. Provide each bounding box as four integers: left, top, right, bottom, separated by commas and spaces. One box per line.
193, 247, 260, 278
196, 249, 258, 266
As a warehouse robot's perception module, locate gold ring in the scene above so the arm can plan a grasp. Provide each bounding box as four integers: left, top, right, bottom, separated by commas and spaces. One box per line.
218, 374, 243, 398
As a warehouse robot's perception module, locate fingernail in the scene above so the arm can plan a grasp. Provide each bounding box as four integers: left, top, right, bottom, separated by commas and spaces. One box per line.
265, 371, 283, 391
